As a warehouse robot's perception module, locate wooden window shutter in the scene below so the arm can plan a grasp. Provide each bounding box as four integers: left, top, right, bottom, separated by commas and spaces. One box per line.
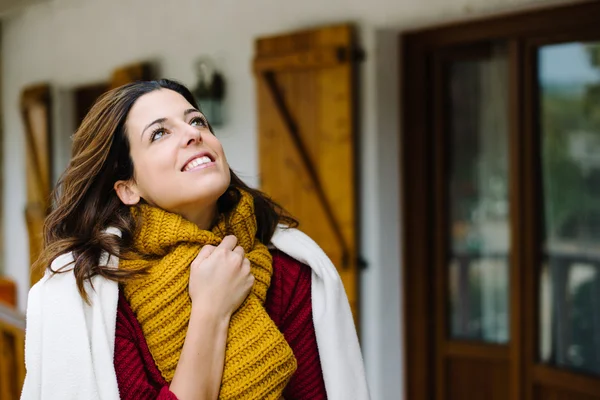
254, 24, 363, 324
20, 84, 52, 287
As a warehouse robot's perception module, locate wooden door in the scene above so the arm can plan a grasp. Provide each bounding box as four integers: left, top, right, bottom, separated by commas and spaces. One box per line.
254, 25, 362, 322
402, 3, 600, 400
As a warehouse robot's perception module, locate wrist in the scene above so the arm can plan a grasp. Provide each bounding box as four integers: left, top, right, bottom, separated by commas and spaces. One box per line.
190, 304, 231, 327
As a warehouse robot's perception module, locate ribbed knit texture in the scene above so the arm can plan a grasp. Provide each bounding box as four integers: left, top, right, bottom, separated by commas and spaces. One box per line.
267, 252, 328, 400
119, 190, 297, 399
114, 251, 328, 400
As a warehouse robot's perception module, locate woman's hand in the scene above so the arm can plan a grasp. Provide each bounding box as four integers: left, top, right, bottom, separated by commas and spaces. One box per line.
171, 235, 254, 400
188, 235, 254, 318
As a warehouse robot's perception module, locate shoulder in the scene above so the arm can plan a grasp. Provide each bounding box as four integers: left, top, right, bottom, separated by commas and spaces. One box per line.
28, 252, 76, 300
30, 247, 119, 300
270, 227, 325, 267
27, 250, 119, 329
271, 226, 343, 285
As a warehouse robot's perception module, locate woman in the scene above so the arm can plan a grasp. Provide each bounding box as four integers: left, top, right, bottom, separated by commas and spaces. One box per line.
20, 79, 369, 400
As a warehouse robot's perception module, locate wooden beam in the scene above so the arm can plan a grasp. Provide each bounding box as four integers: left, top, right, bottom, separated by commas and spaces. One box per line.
253, 46, 362, 73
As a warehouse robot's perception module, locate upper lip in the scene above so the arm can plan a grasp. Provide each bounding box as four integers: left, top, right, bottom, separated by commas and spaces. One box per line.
181, 152, 215, 171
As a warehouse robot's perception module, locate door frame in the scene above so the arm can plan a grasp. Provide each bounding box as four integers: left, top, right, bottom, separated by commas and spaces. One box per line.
401, 2, 600, 399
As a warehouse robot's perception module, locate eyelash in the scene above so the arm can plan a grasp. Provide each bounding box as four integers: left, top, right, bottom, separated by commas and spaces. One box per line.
150, 116, 208, 142
190, 116, 208, 128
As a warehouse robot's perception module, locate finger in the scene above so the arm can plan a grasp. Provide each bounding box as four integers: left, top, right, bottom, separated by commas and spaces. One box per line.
195, 244, 216, 263
232, 246, 245, 258
218, 235, 238, 251
246, 274, 255, 289
241, 258, 251, 273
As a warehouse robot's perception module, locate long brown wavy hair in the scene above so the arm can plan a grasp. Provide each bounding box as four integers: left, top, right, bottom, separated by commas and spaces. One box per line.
35, 79, 297, 302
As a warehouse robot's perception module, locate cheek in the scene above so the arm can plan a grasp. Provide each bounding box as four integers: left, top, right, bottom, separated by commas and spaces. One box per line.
208, 138, 227, 161
131, 150, 172, 188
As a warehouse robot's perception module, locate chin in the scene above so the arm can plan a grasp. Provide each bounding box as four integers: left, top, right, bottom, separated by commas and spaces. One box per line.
190, 185, 229, 204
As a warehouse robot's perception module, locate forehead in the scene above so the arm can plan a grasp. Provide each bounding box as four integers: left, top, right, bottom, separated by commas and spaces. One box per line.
126, 89, 194, 129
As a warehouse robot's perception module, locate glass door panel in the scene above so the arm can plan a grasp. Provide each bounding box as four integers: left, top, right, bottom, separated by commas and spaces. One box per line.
538, 41, 600, 376
447, 45, 511, 344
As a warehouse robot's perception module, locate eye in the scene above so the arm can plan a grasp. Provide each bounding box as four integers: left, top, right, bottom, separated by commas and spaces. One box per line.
150, 128, 167, 142
190, 116, 208, 127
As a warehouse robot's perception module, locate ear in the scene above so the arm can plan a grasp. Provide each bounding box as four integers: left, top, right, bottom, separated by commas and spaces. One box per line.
114, 180, 141, 205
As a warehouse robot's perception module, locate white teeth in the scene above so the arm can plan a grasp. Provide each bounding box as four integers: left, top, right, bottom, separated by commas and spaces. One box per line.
184, 156, 212, 171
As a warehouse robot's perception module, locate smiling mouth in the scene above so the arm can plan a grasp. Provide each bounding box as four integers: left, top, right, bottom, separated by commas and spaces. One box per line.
182, 155, 215, 172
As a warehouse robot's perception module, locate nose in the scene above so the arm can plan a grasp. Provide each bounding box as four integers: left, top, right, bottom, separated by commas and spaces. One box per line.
181, 124, 202, 147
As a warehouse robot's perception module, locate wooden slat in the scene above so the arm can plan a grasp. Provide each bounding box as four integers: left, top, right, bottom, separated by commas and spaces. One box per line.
445, 341, 510, 360
533, 365, 600, 398
401, 38, 432, 400
432, 52, 448, 400
255, 24, 352, 57
403, 1, 600, 48
253, 46, 356, 72
508, 38, 526, 400
522, 36, 541, 400
535, 384, 600, 400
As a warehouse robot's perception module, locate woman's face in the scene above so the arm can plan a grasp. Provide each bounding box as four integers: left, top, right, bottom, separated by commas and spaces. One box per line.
115, 89, 230, 228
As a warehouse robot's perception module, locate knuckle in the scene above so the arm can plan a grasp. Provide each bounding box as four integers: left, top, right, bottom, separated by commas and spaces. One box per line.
214, 248, 227, 257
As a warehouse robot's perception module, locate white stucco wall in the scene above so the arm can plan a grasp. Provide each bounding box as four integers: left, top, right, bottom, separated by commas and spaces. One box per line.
2, 0, 561, 397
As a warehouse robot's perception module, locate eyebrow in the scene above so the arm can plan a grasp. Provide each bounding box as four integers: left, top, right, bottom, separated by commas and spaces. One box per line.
140, 108, 202, 141
184, 108, 200, 116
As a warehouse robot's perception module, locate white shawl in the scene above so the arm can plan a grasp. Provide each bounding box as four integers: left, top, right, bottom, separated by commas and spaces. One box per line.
20, 227, 370, 400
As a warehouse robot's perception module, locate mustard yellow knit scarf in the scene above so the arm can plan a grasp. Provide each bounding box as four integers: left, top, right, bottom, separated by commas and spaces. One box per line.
120, 190, 297, 399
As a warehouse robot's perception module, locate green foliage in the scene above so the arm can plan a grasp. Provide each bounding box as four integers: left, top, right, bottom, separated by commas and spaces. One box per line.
541, 53, 600, 240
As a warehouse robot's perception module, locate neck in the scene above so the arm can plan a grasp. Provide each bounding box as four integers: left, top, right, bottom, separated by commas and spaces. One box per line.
180, 202, 218, 230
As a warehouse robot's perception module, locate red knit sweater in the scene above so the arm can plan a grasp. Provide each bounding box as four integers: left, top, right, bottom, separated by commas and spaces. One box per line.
113, 250, 327, 400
